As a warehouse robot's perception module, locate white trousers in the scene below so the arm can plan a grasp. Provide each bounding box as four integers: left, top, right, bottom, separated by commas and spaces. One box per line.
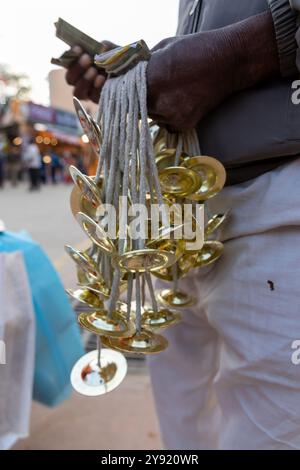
148, 159, 300, 450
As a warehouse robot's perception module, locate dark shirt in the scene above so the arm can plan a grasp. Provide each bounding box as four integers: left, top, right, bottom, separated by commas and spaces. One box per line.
177, 0, 300, 184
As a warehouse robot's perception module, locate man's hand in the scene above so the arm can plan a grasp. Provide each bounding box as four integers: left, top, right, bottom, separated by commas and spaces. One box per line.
147, 11, 280, 130
65, 41, 117, 103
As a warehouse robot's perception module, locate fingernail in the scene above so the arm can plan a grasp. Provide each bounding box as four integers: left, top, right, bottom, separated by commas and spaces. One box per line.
84, 67, 97, 81
72, 45, 83, 55
79, 53, 92, 68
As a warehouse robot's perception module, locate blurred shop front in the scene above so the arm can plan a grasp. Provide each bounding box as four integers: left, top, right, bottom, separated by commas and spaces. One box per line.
0, 99, 96, 182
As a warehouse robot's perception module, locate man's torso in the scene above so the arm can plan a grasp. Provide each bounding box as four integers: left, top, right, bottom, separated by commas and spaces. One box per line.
177, 0, 300, 175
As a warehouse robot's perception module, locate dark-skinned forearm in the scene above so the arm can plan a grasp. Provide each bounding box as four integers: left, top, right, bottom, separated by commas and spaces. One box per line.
147, 10, 281, 128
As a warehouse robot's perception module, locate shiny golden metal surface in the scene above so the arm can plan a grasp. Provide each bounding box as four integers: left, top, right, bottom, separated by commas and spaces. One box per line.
77, 212, 116, 255
151, 254, 193, 282
159, 166, 202, 197
156, 149, 187, 172
177, 253, 198, 274
147, 238, 185, 261
193, 241, 224, 268
78, 279, 127, 300
78, 310, 136, 338
66, 288, 104, 309
77, 267, 91, 285
113, 249, 176, 273
205, 212, 229, 238
70, 186, 99, 220
77, 280, 111, 300
70, 349, 127, 396
156, 149, 176, 171
65, 245, 99, 280
183, 156, 226, 201
73, 97, 102, 156
115, 301, 130, 317
102, 330, 169, 355
70, 185, 81, 218
69, 166, 102, 208
152, 127, 169, 154
142, 308, 181, 330
151, 266, 175, 282
89, 117, 103, 154
158, 288, 197, 308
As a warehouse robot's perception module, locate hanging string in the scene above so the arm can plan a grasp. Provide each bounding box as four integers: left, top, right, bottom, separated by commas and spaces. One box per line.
145, 272, 158, 313
95, 79, 118, 183
94, 60, 174, 325
135, 271, 142, 333
172, 263, 179, 293
126, 274, 134, 322
97, 336, 102, 368
175, 134, 183, 166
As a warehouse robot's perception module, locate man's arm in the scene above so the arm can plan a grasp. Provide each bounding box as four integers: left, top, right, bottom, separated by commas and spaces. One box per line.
64, 1, 300, 131
146, 11, 280, 130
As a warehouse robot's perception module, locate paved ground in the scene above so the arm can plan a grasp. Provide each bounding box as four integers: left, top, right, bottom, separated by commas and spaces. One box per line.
0, 182, 162, 450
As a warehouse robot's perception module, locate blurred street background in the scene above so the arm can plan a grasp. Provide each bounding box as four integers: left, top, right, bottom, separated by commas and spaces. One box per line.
0, 173, 163, 450
0, 0, 180, 450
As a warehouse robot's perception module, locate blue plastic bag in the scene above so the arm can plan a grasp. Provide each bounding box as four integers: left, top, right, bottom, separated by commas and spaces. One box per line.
0, 231, 84, 406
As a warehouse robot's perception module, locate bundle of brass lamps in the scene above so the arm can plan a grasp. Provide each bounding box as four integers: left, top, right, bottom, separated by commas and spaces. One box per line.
66, 41, 228, 396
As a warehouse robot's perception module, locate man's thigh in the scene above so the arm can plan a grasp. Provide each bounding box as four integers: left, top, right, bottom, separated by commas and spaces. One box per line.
203, 226, 300, 449
148, 284, 221, 450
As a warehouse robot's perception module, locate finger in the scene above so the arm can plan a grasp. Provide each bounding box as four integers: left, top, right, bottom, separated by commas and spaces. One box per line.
73, 65, 100, 100
88, 87, 101, 104
65, 53, 93, 86
84, 66, 98, 82
72, 45, 83, 56
94, 74, 106, 89
87, 74, 106, 104
73, 79, 92, 101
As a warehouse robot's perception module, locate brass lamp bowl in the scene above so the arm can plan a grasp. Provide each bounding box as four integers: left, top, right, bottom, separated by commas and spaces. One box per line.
155, 149, 185, 172
102, 330, 169, 355
65, 245, 100, 281
66, 288, 104, 309
73, 97, 102, 156
70, 349, 127, 396
205, 212, 229, 238
159, 166, 202, 198
78, 310, 136, 338
142, 308, 181, 331
152, 251, 196, 281
69, 166, 102, 209
193, 241, 224, 268
182, 156, 226, 201
112, 249, 176, 273
77, 212, 116, 256
158, 288, 197, 308
70, 185, 101, 220
146, 238, 185, 261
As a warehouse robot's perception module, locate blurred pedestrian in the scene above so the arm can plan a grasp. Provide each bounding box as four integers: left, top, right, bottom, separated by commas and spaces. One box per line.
23, 138, 42, 191
50, 151, 62, 184
0, 154, 4, 189
0, 135, 6, 189
0, 150, 5, 189
6, 144, 21, 187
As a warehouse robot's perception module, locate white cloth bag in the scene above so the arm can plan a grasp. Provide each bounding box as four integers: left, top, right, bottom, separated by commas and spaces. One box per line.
0, 251, 35, 450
